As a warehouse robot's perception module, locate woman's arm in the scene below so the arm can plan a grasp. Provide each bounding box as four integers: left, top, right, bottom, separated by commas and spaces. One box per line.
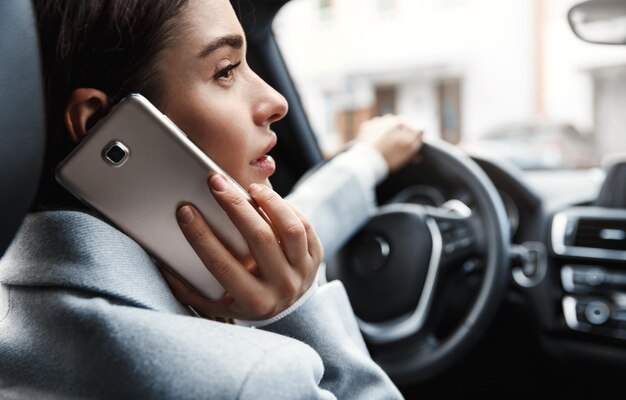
256, 280, 405, 400
286, 141, 387, 258
162, 115, 421, 398
161, 174, 403, 398
287, 115, 423, 257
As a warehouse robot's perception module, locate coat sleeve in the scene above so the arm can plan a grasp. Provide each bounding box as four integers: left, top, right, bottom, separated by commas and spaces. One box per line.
257, 281, 404, 400
285, 142, 388, 258
0, 284, 375, 400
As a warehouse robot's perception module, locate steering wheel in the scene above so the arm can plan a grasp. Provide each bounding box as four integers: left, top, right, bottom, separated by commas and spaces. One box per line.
326, 139, 510, 385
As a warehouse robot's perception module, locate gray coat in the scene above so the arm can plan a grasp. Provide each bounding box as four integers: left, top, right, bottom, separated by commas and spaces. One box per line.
0, 147, 403, 399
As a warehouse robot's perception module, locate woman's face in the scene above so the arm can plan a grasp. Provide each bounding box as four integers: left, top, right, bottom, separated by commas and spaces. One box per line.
157, 0, 288, 189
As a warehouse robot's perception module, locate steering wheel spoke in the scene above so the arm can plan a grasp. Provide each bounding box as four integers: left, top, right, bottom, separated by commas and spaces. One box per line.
355, 211, 443, 344
424, 201, 478, 267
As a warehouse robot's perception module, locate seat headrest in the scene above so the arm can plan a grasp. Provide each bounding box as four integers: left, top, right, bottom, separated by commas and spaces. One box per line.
0, 1, 45, 257
596, 159, 626, 209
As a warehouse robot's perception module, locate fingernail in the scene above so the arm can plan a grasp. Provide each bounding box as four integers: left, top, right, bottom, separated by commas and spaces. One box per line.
209, 174, 228, 191
248, 183, 264, 194
177, 205, 195, 224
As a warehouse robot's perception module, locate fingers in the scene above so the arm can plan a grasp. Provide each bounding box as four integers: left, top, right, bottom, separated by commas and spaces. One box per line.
207, 174, 318, 272
176, 204, 259, 300
389, 126, 423, 171
358, 114, 424, 172
173, 175, 322, 321
161, 263, 274, 320
401, 124, 424, 152
207, 175, 287, 277
159, 266, 233, 318
286, 202, 324, 265
208, 175, 320, 299
247, 183, 310, 266
390, 116, 423, 147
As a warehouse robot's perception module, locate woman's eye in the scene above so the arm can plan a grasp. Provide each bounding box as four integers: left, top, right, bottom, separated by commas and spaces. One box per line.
214, 61, 241, 81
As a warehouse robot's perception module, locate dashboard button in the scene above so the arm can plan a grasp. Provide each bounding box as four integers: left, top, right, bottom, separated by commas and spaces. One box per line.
585, 268, 605, 286
585, 301, 610, 325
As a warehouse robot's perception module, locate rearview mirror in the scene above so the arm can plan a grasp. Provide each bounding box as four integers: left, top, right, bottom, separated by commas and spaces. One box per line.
568, 0, 626, 44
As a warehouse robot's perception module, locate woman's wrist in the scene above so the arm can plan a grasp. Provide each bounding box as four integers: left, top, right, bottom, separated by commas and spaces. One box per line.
234, 280, 319, 328
353, 141, 390, 184
334, 141, 389, 188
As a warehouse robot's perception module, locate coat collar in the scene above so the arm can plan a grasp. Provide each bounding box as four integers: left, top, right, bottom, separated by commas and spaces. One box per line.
0, 210, 187, 314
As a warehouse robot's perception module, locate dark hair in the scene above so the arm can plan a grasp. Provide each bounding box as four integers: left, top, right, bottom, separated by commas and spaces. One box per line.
33, 0, 189, 209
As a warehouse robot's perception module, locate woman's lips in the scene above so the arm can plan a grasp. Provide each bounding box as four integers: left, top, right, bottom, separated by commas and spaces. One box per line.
251, 133, 277, 176
250, 154, 276, 176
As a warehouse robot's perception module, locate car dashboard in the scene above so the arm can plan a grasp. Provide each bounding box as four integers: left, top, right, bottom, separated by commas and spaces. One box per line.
378, 154, 626, 395
482, 160, 626, 359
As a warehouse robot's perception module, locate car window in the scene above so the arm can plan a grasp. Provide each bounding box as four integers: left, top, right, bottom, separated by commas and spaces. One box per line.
273, 0, 626, 170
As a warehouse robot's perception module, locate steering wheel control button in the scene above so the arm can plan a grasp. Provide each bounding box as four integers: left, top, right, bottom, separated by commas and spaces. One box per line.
585, 301, 611, 325
444, 243, 456, 254
437, 218, 475, 262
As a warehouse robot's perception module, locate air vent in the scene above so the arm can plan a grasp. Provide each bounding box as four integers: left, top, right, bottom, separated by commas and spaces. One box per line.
574, 218, 626, 251
552, 207, 626, 261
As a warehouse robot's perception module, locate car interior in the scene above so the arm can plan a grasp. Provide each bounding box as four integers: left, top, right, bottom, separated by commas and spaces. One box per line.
241, 0, 626, 397
2, 0, 625, 398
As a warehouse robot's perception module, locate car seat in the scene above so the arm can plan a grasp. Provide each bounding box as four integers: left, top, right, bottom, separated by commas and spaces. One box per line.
596, 158, 626, 209
0, 0, 45, 258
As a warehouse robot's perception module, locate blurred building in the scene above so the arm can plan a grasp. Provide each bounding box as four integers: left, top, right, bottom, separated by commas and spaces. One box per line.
274, 0, 626, 165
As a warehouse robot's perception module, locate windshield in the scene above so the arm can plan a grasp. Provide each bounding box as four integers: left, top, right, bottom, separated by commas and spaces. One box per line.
273, 0, 626, 170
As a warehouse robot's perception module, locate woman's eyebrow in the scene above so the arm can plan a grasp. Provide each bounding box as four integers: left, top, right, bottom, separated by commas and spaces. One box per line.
198, 34, 243, 58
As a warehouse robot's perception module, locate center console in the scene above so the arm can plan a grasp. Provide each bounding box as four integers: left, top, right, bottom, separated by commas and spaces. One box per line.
551, 207, 626, 341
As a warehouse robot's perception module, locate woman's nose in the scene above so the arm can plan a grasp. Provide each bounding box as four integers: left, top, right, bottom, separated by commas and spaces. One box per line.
252, 76, 288, 127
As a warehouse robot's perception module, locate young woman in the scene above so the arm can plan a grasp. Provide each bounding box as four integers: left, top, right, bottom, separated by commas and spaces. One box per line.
0, 0, 422, 398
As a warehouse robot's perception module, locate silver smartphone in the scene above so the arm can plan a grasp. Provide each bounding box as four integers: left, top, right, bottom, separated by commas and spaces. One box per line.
56, 93, 252, 300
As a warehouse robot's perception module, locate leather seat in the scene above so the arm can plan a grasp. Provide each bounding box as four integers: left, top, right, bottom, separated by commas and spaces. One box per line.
0, 0, 45, 257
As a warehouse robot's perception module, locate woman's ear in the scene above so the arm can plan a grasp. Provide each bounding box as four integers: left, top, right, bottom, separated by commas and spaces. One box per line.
64, 88, 109, 142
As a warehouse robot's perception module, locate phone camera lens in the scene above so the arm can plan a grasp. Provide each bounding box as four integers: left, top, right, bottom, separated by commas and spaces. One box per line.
103, 142, 129, 166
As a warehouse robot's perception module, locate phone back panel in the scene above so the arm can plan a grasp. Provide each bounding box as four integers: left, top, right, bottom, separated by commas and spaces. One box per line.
56, 94, 251, 300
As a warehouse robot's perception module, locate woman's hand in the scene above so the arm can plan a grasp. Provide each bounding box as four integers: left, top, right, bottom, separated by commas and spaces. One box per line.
162, 174, 323, 321
356, 114, 424, 172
